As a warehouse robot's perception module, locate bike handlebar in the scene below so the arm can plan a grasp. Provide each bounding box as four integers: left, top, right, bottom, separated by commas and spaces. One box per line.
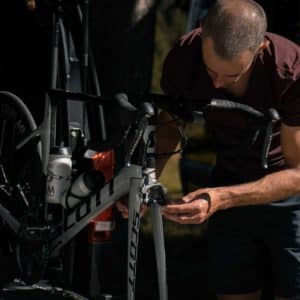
48, 89, 280, 169
202, 100, 280, 169
124, 102, 155, 166
145, 92, 280, 121
49, 89, 278, 122
142, 93, 280, 170
208, 99, 264, 118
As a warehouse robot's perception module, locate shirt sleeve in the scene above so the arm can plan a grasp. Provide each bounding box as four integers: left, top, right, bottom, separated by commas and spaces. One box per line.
281, 72, 300, 126
160, 29, 203, 97
160, 45, 187, 97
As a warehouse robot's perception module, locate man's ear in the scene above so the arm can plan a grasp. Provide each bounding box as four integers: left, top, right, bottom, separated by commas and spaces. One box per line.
259, 40, 270, 51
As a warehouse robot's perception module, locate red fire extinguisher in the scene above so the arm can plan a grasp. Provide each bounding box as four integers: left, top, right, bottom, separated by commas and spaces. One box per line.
89, 150, 115, 243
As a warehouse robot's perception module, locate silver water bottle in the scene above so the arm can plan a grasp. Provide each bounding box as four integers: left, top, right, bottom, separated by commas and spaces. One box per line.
65, 169, 105, 209
46, 147, 72, 205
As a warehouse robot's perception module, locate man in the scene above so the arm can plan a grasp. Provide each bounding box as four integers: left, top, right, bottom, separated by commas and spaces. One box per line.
160, 0, 300, 299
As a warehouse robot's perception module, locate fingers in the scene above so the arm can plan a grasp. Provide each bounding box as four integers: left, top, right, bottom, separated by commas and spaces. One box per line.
162, 201, 202, 214
115, 200, 148, 219
161, 199, 210, 224
25, 0, 36, 11
116, 201, 129, 219
163, 210, 208, 224
182, 189, 209, 203
140, 205, 148, 217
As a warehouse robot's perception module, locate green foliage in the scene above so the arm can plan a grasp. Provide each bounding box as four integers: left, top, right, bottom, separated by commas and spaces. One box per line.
151, 7, 187, 92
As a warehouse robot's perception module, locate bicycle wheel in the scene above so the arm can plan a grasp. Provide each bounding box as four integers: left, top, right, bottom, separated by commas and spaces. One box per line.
0, 91, 44, 217
0, 91, 46, 283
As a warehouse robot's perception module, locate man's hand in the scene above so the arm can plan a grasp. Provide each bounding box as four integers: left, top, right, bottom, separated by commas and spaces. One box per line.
25, 0, 36, 11
161, 188, 221, 224
115, 196, 148, 219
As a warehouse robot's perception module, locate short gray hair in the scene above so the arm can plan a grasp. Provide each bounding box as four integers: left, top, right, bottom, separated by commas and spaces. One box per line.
202, 0, 267, 59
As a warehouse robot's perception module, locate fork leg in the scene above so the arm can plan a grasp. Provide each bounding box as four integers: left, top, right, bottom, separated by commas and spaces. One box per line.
150, 202, 168, 300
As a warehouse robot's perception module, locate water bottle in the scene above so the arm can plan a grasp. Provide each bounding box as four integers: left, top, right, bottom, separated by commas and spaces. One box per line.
46, 147, 72, 205
65, 169, 105, 209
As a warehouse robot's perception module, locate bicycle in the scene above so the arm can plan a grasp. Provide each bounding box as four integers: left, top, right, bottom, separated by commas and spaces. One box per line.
0, 87, 166, 300
0, 80, 280, 299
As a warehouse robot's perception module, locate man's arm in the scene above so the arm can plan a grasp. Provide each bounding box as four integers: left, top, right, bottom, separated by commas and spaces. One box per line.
210, 123, 300, 208
155, 110, 184, 177
162, 123, 300, 224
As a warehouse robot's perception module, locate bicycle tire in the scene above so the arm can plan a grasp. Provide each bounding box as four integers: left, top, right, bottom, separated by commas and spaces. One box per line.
0, 91, 44, 216
0, 91, 46, 284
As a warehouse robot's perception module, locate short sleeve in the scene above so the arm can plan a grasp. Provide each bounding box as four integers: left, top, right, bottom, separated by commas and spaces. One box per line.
281, 72, 300, 126
160, 28, 203, 97
160, 45, 188, 97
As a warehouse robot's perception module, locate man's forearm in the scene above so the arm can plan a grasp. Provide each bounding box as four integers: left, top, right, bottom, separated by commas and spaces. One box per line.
216, 168, 300, 209
155, 111, 184, 177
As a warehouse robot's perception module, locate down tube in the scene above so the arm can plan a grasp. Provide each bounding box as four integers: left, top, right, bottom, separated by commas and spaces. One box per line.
127, 175, 143, 300
50, 165, 141, 256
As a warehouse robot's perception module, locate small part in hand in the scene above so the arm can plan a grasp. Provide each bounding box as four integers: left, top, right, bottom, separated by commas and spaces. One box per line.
148, 185, 168, 206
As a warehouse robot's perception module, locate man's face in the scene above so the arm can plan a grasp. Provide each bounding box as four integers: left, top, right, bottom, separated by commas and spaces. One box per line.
201, 37, 255, 90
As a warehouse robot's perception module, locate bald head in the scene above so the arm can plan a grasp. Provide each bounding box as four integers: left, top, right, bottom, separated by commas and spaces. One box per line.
202, 0, 267, 59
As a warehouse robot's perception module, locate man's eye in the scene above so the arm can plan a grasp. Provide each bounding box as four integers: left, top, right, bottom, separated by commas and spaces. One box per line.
206, 69, 216, 75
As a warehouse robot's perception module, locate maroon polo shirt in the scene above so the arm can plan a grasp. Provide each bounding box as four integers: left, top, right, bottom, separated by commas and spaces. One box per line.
161, 29, 300, 204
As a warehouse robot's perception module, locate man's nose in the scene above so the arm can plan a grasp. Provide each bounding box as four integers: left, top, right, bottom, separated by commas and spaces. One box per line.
212, 75, 225, 88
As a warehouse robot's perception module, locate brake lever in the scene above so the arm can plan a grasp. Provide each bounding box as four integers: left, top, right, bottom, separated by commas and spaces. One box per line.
261, 108, 280, 169
125, 102, 155, 166
124, 116, 148, 166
